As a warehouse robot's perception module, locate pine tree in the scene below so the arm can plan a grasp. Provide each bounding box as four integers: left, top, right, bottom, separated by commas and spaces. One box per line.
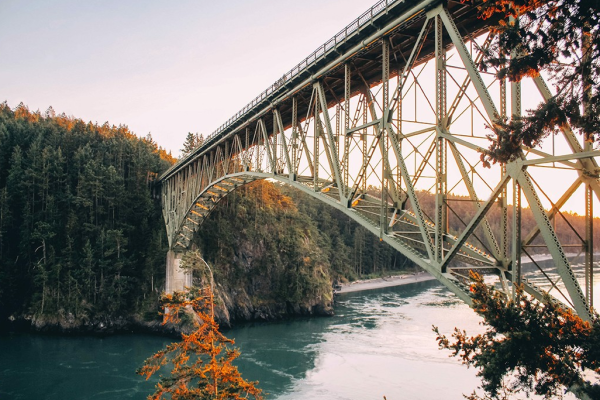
0, 102, 174, 325
137, 285, 263, 400
434, 272, 600, 400
476, 0, 600, 165
181, 132, 205, 157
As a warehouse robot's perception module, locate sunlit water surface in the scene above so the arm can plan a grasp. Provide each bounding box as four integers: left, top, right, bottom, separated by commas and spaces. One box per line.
1, 260, 597, 400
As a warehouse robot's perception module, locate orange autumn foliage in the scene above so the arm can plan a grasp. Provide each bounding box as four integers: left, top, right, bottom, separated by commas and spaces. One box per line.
137, 287, 263, 400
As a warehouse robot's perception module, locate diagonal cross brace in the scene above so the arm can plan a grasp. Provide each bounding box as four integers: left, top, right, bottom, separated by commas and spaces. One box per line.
518, 170, 592, 320
438, 6, 499, 123
441, 173, 510, 271
315, 81, 345, 199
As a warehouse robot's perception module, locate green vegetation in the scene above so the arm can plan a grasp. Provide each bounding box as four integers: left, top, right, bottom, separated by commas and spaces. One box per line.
0, 102, 417, 330
193, 180, 416, 311
434, 272, 600, 400
478, 0, 599, 165
0, 102, 174, 327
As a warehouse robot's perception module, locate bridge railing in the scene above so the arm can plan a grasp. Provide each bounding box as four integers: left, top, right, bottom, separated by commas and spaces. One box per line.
205, 0, 399, 141
162, 0, 404, 180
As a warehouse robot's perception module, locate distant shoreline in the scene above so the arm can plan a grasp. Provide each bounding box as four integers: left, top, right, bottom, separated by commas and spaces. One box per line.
336, 253, 598, 294
336, 272, 436, 294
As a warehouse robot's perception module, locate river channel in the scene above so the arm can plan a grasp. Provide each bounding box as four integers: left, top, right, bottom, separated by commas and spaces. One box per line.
1, 258, 597, 400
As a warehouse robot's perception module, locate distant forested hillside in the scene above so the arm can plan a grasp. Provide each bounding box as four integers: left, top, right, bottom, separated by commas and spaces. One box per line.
0, 103, 174, 328
413, 191, 600, 255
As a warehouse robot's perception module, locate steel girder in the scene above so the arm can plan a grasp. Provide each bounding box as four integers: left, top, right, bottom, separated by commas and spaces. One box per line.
160, 1, 599, 319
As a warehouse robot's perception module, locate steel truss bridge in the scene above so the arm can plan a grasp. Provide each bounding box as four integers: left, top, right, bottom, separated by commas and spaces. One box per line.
159, 0, 599, 320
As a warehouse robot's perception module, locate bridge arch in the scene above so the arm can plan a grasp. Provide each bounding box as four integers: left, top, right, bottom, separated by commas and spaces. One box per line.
166, 170, 490, 303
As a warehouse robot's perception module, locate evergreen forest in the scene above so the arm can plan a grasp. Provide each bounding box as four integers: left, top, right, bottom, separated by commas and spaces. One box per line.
0, 103, 174, 329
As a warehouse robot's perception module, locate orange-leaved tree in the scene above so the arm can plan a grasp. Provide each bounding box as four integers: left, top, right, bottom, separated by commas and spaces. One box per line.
137, 286, 263, 400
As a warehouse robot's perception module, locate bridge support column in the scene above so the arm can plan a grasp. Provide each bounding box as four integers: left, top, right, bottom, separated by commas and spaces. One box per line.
165, 250, 191, 294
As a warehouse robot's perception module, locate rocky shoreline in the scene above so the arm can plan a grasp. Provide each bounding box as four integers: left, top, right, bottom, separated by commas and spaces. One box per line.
3, 273, 441, 335
5, 254, 592, 336
2, 315, 159, 337
2, 287, 334, 336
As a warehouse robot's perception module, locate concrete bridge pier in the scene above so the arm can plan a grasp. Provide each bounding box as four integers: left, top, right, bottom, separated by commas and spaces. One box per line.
165, 250, 192, 294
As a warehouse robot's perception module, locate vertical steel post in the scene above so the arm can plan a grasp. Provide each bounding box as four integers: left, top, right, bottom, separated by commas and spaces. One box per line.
510, 30, 521, 296
362, 95, 367, 194
501, 177, 508, 261
585, 184, 594, 309
344, 64, 351, 201
224, 141, 229, 175
278, 114, 284, 171
583, 25, 594, 310
512, 180, 522, 297
245, 128, 250, 171
511, 81, 521, 122
381, 37, 390, 236
256, 125, 261, 172
292, 97, 298, 179
435, 14, 447, 265
233, 136, 240, 173
396, 74, 402, 197
510, 60, 521, 118
500, 74, 508, 262
336, 103, 341, 154
314, 90, 320, 191
273, 112, 278, 173
336, 103, 342, 197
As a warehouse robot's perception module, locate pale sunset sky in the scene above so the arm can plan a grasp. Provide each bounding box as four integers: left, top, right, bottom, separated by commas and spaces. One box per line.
1, 0, 377, 156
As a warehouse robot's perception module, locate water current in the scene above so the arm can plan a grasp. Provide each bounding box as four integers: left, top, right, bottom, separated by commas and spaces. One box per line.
1, 258, 598, 400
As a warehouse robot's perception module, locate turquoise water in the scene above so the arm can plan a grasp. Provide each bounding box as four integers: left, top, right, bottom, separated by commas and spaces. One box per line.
1, 261, 596, 400
0, 333, 167, 399
0, 280, 484, 400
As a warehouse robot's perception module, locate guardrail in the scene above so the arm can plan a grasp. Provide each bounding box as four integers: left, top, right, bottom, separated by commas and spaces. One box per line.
203, 0, 400, 145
